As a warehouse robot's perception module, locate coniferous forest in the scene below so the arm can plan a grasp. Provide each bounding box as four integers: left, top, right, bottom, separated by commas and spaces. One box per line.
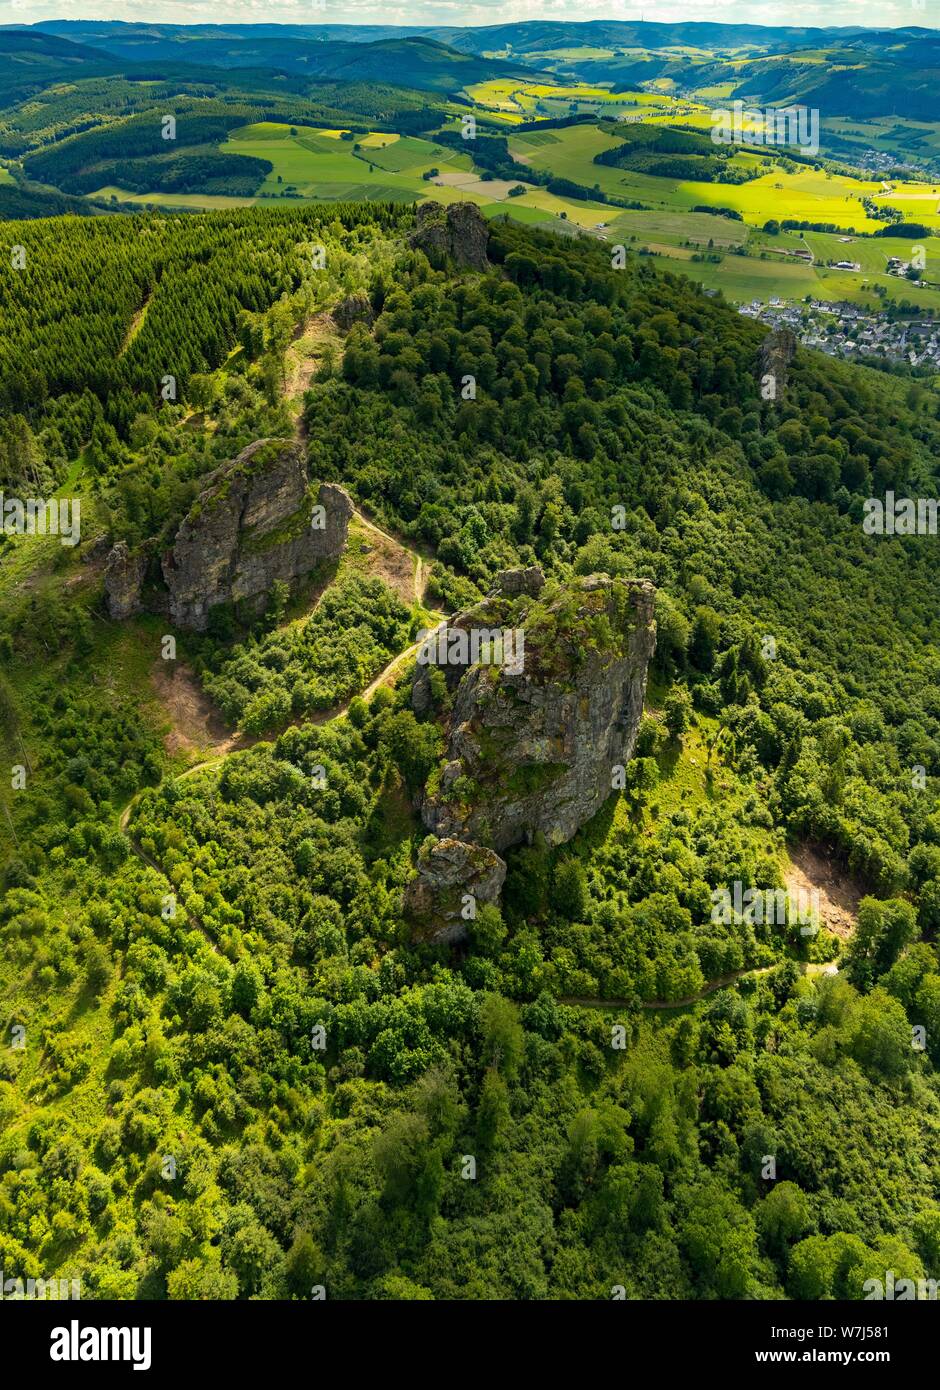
3, 13, 940, 1346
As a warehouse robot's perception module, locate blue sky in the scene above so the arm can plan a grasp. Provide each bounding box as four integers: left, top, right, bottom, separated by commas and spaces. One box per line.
1, 1, 938, 31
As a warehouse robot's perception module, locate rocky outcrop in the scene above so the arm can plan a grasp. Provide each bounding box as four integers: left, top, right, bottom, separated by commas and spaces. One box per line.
162, 438, 352, 631
404, 837, 507, 944
104, 541, 148, 620
333, 292, 375, 332
492, 565, 545, 600
411, 201, 489, 271
81, 534, 111, 567
406, 572, 656, 941
758, 327, 797, 399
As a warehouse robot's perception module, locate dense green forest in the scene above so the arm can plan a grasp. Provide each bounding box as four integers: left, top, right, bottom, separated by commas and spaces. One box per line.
2, 196, 940, 1302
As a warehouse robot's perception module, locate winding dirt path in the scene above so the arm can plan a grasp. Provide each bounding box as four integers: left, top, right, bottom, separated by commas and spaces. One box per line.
118, 520, 436, 928
355, 508, 429, 606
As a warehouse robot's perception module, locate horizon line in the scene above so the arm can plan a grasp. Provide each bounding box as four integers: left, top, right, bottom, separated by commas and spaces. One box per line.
4, 17, 940, 34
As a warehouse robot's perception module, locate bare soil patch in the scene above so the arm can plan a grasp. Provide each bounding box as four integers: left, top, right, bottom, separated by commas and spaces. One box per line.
353, 521, 418, 607
431, 170, 528, 200
355, 510, 432, 605
150, 660, 240, 758
785, 842, 863, 940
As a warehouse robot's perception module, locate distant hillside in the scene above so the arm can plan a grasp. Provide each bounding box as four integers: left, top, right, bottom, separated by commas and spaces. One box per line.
14, 25, 545, 94
0, 180, 104, 218
0, 28, 116, 102
727, 44, 940, 122
14, 18, 940, 119
491, 24, 940, 123
284, 37, 545, 94
30, 18, 918, 52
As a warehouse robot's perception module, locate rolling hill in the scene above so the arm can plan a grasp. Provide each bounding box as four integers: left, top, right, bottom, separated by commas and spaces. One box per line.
9, 25, 546, 94
0, 27, 117, 102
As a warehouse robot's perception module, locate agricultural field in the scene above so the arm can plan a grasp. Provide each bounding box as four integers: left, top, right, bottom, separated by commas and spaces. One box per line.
629, 222, 940, 313
644, 250, 820, 303
81, 110, 940, 312
92, 124, 476, 210
511, 122, 938, 232
801, 228, 940, 278
650, 252, 940, 314
465, 78, 692, 122
608, 206, 748, 249
90, 186, 262, 210
221, 124, 451, 203
92, 120, 617, 229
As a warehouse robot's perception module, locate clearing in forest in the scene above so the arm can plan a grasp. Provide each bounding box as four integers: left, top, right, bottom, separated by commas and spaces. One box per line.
150, 660, 243, 759
784, 841, 863, 941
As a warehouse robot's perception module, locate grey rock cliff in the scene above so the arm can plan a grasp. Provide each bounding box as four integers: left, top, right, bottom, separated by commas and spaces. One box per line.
411, 201, 489, 271
333, 292, 375, 331
161, 439, 352, 631
406, 572, 656, 941
404, 837, 507, 944
104, 541, 148, 620
492, 565, 545, 600
758, 327, 797, 397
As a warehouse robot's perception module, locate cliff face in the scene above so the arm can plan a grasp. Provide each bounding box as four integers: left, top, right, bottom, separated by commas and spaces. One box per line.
104, 541, 148, 620
333, 292, 375, 331
758, 327, 797, 398
405, 570, 656, 941
411, 201, 489, 272
161, 439, 352, 631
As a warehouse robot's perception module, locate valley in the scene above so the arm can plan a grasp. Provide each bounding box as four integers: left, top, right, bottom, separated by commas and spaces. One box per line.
4, 21, 939, 333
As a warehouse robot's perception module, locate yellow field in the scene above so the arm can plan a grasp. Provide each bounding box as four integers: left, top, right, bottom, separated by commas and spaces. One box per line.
358, 132, 399, 149
465, 78, 696, 121
679, 169, 891, 231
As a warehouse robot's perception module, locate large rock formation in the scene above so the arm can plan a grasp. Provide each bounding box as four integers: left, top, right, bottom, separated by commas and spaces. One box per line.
161, 439, 352, 631
104, 541, 148, 620
758, 327, 797, 399
411, 201, 489, 271
404, 837, 507, 945
333, 292, 375, 332
406, 570, 656, 941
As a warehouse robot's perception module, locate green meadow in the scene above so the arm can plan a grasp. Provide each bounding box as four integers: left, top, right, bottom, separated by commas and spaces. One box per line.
220, 124, 442, 202
643, 242, 940, 313
84, 112, 940, 312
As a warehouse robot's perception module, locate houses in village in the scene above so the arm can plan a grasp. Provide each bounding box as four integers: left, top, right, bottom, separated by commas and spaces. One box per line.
738, 297, 940, 368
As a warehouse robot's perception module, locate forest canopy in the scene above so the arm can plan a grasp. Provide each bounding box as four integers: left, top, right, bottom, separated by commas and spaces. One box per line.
1, 199, 940, 1303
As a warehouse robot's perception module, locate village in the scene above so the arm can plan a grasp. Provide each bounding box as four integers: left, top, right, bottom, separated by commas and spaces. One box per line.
738, 295, 940, 369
